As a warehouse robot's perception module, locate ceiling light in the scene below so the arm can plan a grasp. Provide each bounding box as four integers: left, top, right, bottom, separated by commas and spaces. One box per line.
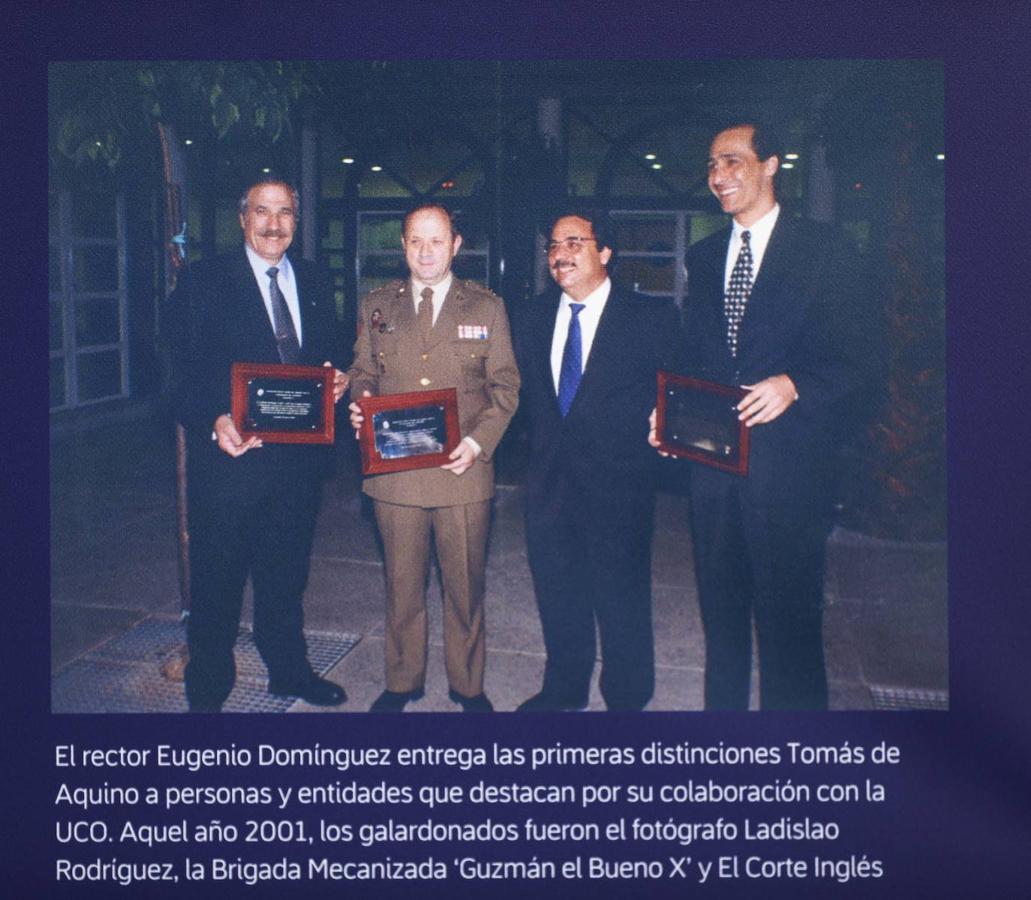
936, 153, 945, 161
651, 163, 662, 170
781, 162, 795, 169
784, 153, 799, 160
370, 165, 383, 172
644, 153, 657, 161
341, 157, 354, 164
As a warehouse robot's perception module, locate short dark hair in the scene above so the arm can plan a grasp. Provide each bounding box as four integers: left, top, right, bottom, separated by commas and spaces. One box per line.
238, 179, 299, 216
545, 206, 616, 254
402, 203, 458, 239
711, 116, 785, 164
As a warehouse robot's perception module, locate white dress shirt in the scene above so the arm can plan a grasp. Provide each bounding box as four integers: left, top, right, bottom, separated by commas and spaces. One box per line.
245, 244, 303, 346
550, 277, 612, 393
723, 203, 780, 290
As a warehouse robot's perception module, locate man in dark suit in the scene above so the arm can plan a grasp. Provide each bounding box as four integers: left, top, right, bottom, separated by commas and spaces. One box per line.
168, 178, 348, 712
517, 209, 681, 711
653, 120, 875, 710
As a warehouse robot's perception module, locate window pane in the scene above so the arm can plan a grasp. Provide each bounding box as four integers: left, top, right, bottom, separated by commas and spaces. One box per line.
616, 258, 675, 293
76, 298, 121, 346
49, 192, 60, 239
50, 357, 66, 409
50, 295, 64, 351
215, 204, 240, 254
76, 350, 123, 401
359, 217, 402, 251
72, 247, 119, 292
360, 255, 406, 281
357, 169, 409, 199
49, 245, 62, 291
453, 215, 486, 250
614, 217, 675, 252
688, 214, 728, 246
322, 220, 344, 250
71, 192, 117, 237
452, 255, 487, 283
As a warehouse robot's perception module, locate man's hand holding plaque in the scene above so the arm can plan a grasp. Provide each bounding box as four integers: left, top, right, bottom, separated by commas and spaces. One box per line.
350, 388, 462, 476
231, 362, 342, 446
652, 371, 751, 475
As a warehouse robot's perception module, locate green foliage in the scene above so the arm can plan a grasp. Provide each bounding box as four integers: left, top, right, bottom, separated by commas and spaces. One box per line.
49, 61, 323, 173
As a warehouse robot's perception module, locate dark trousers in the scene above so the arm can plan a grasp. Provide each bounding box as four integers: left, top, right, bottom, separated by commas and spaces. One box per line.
690, 483, 829, 710
526, 475, 656, 711
184, 476, 321, 710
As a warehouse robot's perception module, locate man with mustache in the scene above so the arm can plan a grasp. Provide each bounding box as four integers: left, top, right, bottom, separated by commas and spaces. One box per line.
654, 120, 876, 709
167, 178, 348, 712
516, 209, 681, 711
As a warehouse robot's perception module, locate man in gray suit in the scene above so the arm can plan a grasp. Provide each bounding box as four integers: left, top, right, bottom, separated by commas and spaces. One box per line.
348, 204, 519, 712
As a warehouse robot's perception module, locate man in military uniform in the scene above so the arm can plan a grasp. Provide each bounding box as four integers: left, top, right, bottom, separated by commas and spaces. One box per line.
348, 204, 519, 712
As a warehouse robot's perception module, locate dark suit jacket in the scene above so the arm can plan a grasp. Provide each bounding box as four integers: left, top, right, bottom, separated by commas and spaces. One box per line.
167, 249, 343, 503
684, 214, 876, 510
517, 284, 682, 505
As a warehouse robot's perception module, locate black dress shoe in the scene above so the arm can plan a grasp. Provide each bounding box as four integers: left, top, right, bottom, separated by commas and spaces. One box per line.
448, 689, 494, 712
516, 691, 586, 712
268, 676, 347, 706
369, 688, 423, 713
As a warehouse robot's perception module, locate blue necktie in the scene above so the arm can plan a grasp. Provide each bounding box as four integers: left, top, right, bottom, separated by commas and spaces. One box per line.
557, 303, 585, 417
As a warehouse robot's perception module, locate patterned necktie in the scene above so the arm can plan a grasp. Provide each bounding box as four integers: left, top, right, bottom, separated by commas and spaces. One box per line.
557, 303, 586, 417
418, 286, 434, 344
724, 229, 753, 357
266, 266, 300, 364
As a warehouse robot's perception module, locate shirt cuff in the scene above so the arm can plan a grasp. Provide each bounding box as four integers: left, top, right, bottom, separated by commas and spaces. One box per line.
462, 436, 483, 457
212, 413, 231, 441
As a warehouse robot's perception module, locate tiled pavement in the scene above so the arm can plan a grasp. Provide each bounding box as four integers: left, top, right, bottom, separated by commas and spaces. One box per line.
50, 418, 947, 714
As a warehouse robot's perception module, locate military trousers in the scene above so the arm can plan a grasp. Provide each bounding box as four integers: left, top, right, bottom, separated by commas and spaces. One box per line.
373, 498, 491, 698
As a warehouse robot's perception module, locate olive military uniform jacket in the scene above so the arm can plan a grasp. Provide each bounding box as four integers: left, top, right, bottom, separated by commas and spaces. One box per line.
348, 279, 520, 507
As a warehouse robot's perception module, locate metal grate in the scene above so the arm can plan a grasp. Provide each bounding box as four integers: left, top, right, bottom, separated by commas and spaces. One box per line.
52, 616, 360, 713
869, 685, 948, 711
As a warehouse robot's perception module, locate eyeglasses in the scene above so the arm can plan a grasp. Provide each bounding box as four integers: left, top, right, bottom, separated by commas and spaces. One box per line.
546, 236, 598, 255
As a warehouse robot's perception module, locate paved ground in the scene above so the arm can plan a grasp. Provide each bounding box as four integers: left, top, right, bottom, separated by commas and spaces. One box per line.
50, 415, 948, 713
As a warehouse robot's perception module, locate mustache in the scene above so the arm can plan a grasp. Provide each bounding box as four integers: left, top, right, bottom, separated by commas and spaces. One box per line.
258, 230, 287, 238
552, 261, 576, 270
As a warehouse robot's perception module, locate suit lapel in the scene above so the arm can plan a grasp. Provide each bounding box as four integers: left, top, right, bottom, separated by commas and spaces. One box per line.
571, 287, 625, 416
233, 250, 280, 361
534, 293, 563, 414
693, 227, 732, 321
747, 214, 794, 305
736, 215, 796, 353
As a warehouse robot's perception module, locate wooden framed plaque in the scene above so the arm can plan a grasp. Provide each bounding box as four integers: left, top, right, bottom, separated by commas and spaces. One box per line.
358, 389, 460, 475
655, 371, 750, 475
231, 362, 335, 444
